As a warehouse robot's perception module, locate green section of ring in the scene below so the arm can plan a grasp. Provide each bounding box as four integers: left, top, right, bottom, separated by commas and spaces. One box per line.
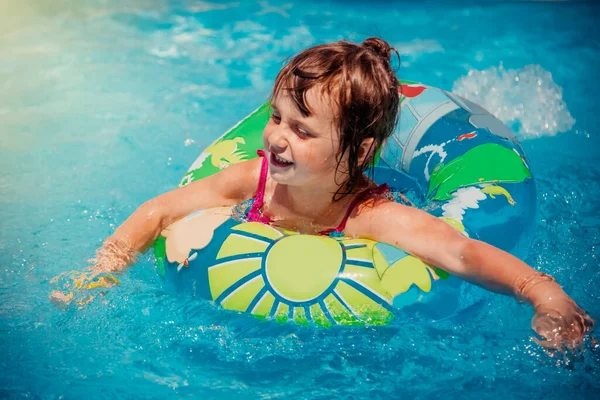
184, 103, 271, 183
154, 236, 167, 277
428, 143, 531, 201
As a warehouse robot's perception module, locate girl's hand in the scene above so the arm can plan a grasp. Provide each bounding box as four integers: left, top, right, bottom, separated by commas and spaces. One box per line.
517, 272, 595, 350
532, 295, 595, 351
49, 270, 119, 309
49, 239, 133, 309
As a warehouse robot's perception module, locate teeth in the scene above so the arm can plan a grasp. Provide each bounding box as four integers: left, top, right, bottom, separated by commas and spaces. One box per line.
274, 154, 292, 164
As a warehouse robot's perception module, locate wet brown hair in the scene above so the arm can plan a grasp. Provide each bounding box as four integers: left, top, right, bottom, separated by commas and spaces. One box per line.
269, 37, 400, 199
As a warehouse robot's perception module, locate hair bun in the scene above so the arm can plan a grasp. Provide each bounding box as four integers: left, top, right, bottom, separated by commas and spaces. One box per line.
361, 37, 393, 61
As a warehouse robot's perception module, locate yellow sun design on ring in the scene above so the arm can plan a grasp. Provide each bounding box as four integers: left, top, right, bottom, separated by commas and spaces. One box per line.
207, 222, 395, 327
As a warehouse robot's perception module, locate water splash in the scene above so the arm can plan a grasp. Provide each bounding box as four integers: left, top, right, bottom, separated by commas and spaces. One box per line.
452, 64, 575, 139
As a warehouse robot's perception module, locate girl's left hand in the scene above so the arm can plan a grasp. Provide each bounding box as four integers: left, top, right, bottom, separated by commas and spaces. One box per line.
531, 295, 594, 351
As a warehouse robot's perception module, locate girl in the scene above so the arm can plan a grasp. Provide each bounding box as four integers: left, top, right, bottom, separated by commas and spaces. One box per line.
52, 37, 593, 350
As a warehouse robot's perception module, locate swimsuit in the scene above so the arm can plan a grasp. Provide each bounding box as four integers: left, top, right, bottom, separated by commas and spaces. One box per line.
245, 150, 389, 237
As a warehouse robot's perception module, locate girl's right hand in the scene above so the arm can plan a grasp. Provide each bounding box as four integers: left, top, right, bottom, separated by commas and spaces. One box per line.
49, 269, 120, 309
49, 239, 134, 309
513, 271, 594, 351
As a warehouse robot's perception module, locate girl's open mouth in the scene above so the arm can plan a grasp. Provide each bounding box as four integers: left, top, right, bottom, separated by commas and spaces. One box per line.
270, 152, 294, 168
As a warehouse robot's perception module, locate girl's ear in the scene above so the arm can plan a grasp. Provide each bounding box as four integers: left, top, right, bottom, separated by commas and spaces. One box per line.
357, 138, 375, 165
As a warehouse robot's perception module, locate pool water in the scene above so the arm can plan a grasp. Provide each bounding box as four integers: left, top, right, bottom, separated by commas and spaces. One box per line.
1, 0, 599, 398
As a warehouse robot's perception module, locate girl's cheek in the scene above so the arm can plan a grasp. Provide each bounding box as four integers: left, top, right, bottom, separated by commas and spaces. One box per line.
263, 124, 272, 136
262, 127, 273, 145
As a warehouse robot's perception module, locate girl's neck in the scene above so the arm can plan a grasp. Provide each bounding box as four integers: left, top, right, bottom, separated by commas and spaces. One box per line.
269, 175, 369, 224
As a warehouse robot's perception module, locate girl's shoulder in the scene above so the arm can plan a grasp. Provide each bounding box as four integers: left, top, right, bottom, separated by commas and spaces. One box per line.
345, 195, 416, 239
183, 157, 263, 205
219, 157, 263, 202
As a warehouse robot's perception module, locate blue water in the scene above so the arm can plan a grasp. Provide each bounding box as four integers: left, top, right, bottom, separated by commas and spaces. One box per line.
1, 0, 599, 398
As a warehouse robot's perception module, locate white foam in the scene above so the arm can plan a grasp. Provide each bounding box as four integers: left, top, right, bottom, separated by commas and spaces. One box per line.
187, 1, 240, 13
180, 84, 254, 98
280, 25, 314, 51
149, 45, 181, 58
256, 1, 293, 18
233, 21, 267, 33
452, 64, 575, 139
173, 27, 217, 43
248, 67, 271, 91
394, 39, 444, 59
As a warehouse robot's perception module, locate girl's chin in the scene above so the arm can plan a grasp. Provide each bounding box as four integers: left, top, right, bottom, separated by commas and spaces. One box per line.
269, 170, 294, 184
270, 170, 315, 187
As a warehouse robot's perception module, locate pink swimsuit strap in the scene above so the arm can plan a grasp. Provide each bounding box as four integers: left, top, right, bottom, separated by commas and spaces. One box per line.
246, 149, 271, 225
246, 149, 389, 236
318, 183, 389, 237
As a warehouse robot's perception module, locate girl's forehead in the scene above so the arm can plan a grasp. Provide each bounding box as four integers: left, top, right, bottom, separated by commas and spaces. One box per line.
273, 86, 338, 123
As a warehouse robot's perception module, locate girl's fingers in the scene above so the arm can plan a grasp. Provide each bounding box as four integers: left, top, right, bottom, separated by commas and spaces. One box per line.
49, 290, 73, 310
582, 311, 595, 330
533, 316, 583, 351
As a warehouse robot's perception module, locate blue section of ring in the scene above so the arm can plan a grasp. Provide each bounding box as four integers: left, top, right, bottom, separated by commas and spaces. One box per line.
304, 306, 313, 325
229, 230, 275, 245
332, 290, 361, 321
246, 286, 268, 314
340, 278, 395, 313
345, 259, 374, 268
319, 300, 337, 325
343, 243, 367, 250
212, 253, 265, 266
268, 300, 280, 319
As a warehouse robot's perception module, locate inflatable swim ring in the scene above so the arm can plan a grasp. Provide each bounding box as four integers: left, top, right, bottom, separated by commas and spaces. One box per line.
153, 81, 536, 327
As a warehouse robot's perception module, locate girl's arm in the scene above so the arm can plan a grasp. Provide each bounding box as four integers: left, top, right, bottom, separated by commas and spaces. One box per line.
92, 157, 262, 273
359, 201, 594, 349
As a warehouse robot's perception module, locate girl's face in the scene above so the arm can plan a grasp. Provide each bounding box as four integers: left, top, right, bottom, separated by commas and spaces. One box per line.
263, 87, 347, 188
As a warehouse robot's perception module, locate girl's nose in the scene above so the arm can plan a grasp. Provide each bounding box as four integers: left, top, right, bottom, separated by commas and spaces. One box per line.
268, 127, 288, 152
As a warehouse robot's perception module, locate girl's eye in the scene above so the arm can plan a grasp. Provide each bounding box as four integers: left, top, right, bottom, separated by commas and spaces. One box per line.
271, 113, 281, 123
295, 126, 312, 139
